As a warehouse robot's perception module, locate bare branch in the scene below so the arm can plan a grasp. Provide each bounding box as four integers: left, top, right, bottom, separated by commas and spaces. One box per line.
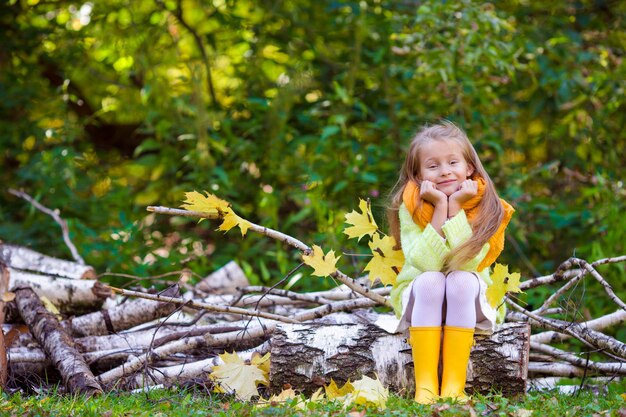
8, 189, 85, 265
531, 310, 626, 344
237, 286, 336, 305
147, 205, 390, 307
105, 286, 299, 324
506, 297, 626, 359
530, 342, 626, 375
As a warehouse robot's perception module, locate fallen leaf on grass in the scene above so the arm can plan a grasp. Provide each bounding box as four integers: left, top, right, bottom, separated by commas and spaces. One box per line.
512, 408, 533, 417
350, 375, 388, 410
209, 351, 268, 401
324, 378, 354, 400
324, 375, 388, 410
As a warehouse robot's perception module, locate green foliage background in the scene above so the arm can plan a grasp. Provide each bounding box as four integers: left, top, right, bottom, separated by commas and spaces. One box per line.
1, 0, 625, 327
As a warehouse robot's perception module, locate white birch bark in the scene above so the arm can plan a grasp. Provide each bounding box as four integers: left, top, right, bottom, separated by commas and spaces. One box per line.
9, 269, 110, 313
64, 294, 178, 337
269, 322, 530, 397
15, 287, 103, 395
0, 244, 95, 279
195, 261, 249, 295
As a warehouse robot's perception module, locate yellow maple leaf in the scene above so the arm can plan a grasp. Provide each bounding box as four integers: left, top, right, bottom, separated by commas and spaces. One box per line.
309, 387, 325, 403
302, 245, 340, 277
218, 207, 252, 237
350, 375, 388, 410
251, 351, 270, 381
209, 351, 268, 401
324, 378, 354, 399
486, 263, 523, 308
363, 234, 404, 286
180, 191, 228, 219
344, 199, 378, 241
256, 388, 300, 408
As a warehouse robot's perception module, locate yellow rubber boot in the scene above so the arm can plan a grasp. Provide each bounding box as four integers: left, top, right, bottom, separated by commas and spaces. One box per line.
440, 326, 474, 401
409, 326, 441, 404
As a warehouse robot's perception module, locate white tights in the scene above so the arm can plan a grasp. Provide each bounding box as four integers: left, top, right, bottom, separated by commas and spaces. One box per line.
410, 271, 479, 328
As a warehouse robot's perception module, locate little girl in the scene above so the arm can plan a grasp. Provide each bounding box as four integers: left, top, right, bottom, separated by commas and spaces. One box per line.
387, 121, 514, 404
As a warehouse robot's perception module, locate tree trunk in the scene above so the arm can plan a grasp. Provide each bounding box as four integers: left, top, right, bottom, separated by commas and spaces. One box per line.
270, 322, 530, 397
14, 287, 103, 395
0, 244, 95, 279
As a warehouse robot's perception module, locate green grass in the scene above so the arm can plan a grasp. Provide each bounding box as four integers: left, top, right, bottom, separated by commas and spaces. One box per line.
2, 380, 625, 417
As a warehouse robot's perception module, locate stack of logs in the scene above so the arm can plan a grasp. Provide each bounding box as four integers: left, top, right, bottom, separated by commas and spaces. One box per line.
4, 243, 620, 399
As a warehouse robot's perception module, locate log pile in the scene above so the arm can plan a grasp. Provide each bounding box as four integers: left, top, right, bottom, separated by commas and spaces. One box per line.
1, 242, 625, 397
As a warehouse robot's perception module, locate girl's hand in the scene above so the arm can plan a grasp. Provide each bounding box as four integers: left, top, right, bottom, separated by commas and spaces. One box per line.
449, 179, 478, 205
420, 180, 448, 206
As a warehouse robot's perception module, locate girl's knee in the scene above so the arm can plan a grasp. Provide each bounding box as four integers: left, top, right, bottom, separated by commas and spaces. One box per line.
412, 271, 445, 301
445, 270, 479, 299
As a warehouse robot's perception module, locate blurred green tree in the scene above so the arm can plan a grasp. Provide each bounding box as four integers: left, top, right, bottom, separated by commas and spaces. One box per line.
1, 0, 624, 319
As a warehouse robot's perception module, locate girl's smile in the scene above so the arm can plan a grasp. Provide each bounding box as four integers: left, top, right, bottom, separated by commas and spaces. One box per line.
419, 139, 474, 196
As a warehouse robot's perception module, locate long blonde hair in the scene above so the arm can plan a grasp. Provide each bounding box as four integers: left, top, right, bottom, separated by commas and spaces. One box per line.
387, 121, 504, 272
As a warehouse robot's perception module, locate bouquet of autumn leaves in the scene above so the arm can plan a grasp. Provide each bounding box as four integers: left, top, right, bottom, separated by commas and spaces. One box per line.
180, 191, 521, 407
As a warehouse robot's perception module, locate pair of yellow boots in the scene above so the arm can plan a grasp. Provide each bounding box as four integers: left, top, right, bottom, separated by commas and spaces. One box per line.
409, 326, 474, 404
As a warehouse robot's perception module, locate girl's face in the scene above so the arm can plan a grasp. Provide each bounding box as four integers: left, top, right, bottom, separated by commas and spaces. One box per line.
418, 138, 474, 196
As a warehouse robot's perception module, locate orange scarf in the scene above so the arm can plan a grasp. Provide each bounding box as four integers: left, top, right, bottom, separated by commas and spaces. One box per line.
402, 176, 514, 271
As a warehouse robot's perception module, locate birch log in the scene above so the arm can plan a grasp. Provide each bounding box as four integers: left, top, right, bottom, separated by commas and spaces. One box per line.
195, 261, 249, 295
270, 322, 530, 397
467, 323, 531, 396
64, 287, 180, 337
0, 263, 8, 388
14, 287, 102, 395
0, 244, 95, 279
9, 269, 110, 314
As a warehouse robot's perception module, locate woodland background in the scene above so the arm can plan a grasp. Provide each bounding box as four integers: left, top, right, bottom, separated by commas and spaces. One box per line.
1, 0, 625, 339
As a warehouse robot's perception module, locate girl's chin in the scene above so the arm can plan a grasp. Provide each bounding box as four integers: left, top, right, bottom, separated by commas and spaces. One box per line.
437, 185, 457, 196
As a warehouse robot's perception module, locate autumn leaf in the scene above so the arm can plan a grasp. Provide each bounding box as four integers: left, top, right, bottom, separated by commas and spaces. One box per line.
180, 190, 228, 219
181, 190, 252, 236
486, 263, 523, 308
251, 351, 270, 380
209, 351, 268, 401
219, 207, 252, 237
324, 378, 354, 400
2, 291, 15, 302
256, 388, 300, 408
344, 199, 378, 241
350, 375, 388, 410
309, 387, 325, 403
302, 245, 340, 277
40, 296, 62, 320
363, 234, 404, 286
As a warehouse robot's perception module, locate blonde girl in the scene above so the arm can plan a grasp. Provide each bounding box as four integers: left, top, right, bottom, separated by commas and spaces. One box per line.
387, 121, 514, 403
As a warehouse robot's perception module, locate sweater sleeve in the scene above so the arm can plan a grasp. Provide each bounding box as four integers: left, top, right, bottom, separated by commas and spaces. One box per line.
399, 204, 449, 272
441, 209, 472, 249
441, 209, 489, 272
